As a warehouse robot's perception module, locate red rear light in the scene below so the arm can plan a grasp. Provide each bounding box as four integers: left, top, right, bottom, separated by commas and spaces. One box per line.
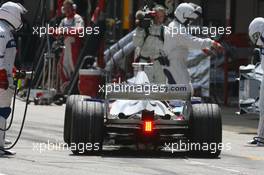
142, 110, 154, 133
144, 121, 153, 132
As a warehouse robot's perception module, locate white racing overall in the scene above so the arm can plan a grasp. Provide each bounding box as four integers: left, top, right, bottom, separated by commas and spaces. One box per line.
257, 48, 264, 145
0, 21, 16, 149
163, 20, 214, 84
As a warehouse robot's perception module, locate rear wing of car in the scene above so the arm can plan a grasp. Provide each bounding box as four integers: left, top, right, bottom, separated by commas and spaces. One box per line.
104, 83, 192, 101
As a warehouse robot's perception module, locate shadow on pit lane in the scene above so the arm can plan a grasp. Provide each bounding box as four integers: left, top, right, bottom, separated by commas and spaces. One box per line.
69, 147, 221, 160
239, 132, 257, 135
0, 155, 14, 159
0, 151, 16, 158
101, 149, 186, 159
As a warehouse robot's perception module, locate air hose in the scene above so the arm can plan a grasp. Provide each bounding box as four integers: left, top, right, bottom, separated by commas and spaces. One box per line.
0, 70, 23, 132
0, 69, 33, 151
0, 0, 46, 152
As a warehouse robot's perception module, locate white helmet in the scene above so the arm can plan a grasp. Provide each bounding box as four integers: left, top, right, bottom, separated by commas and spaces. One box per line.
0, 2, 27, 31
174, 3, 202, 25
249, 17, 264, 47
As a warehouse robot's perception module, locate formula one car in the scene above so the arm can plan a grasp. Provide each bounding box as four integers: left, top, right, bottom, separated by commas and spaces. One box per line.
64, 63, 222, 157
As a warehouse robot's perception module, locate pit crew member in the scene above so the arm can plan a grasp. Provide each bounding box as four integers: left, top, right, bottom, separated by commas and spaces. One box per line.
0, 1, 27, 154
57, 0, 84, 91
133, 5, 168, 84
164, 3, 223, 85
248, 17, 264, 146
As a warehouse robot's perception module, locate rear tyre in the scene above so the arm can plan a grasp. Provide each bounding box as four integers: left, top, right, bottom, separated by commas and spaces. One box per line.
189, 104, 222, 158
70, 100, 104, 155
63, 95, 90, 145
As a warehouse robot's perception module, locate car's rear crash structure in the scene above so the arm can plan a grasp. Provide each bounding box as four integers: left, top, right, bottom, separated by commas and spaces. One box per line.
237, 48, 263, 115
64, 63, 222, 158
237, 64, 263, 115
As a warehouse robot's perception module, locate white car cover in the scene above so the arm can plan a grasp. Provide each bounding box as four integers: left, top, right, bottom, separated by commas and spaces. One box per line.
110, 71, 174, 116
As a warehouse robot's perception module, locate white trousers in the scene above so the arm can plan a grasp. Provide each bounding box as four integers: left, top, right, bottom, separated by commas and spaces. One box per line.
0, 116, 6, 148
257, 76, 264, 142
0, 88, 14, 108
0, 88, 13, 149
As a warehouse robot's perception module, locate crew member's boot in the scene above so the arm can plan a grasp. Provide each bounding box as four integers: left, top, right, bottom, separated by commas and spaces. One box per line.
257, 116, 264, 146
0, 116, 15, 155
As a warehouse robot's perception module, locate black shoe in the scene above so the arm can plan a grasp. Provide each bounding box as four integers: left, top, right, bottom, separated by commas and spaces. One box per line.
0, 149, 16, 156
248, 139, 258, 145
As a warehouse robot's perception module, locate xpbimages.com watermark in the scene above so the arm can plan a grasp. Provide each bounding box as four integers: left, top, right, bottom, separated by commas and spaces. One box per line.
32, 140, 100, 154
163, 141, 232, 154
164, 25, 232, 38
99, 83, 188, 96
32, 24, 100, 37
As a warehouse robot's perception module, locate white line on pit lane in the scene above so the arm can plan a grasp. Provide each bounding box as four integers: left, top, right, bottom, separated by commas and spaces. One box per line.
184, 160, 242, 174
0, 173, 7, 175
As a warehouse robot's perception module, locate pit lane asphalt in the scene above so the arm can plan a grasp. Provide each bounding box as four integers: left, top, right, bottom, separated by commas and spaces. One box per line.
0, 100, 264, 175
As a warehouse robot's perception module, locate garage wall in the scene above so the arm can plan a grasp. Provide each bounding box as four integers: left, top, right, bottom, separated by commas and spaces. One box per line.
23, 0, 51, 26
257, 0, 264, 17
205, 0, 226, 26
235, 0, 257, 33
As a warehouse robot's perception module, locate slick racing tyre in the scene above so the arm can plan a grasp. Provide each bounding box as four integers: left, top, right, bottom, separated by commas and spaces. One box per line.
63, 95, 90, 145
70, 100, 104, 155
189, 104, 222, 158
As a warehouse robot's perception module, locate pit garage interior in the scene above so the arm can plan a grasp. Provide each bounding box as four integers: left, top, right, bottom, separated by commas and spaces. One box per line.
0, 0, 262, 105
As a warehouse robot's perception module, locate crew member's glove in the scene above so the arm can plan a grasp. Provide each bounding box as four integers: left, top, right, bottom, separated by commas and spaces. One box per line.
0, 69, 8, 90
202, 48, 215, 56
202, 41, 224, 56
211, 41, 224, 53
14, 70, 26, 79
157, 57, 170, 66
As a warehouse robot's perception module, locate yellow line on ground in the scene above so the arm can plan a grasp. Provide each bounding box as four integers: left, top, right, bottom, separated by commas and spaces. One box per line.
246, 156, 264, 161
